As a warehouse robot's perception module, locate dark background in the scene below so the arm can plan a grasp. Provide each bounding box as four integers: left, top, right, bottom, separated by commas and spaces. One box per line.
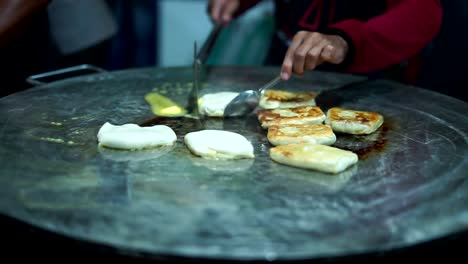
2, 214, 468, 263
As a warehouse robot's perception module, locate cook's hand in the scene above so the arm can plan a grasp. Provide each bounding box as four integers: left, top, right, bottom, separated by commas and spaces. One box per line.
208, 0, 240, 25
280, 31, 349, 80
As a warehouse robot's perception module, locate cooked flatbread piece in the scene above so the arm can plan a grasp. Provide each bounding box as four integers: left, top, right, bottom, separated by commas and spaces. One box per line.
97, 122, 177, 150
270, 143, 358, 174
259, 89, 317, 109
184, 130, 254, 160
257, 106, 326, 129
199, 92, 239, 117
267, 124, 336, 146
325, 107, 384, 135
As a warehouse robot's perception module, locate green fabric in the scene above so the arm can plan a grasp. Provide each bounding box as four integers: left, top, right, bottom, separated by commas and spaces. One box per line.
207, 13, 274, 65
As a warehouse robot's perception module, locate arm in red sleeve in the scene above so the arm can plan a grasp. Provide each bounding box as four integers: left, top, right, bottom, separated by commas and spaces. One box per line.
328, 0, 442, 74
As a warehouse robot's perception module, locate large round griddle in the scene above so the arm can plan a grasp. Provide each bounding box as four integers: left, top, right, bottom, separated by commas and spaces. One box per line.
0, 66, 467, 261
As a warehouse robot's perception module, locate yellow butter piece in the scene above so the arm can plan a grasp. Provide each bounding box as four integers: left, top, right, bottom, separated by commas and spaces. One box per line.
145, 92, 187, 117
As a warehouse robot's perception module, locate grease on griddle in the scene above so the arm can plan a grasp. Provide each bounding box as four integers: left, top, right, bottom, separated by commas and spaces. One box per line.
333, 121, 390, 160
139, 117, 203, 138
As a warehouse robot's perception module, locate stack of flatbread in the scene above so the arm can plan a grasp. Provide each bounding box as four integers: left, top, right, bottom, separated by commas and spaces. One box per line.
258, 89, 384, 174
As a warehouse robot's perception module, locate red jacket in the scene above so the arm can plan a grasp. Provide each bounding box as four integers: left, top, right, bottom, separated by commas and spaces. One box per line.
237, 0, 442, 74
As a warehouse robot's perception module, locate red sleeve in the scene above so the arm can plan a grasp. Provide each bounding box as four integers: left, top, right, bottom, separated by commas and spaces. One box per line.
329, 0, 442, 73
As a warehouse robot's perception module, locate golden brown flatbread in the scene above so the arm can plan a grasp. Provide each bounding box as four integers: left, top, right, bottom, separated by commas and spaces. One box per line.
270, 143, 358, 174
257, 106, 326, 129
325, 107, 384, 135
267, 124, 336, 146
259, 89, 317, 109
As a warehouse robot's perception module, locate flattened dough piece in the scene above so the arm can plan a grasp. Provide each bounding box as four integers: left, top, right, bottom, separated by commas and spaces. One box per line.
267, 124, 336, 146
259, 89, 317, 109
258, 106, 326, 129
325, 107, 384, 135
199, 92, 239, 117
270, 143, 358, 174
184, 130, 254, 160
97, 122, 176, 150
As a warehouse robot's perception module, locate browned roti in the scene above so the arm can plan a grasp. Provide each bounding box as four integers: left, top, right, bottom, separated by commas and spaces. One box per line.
258, 106, 326, 129
270, 143, 358, 174
325, 107, 384, 134
260, 89, 317, 109
267, 124, 336, 146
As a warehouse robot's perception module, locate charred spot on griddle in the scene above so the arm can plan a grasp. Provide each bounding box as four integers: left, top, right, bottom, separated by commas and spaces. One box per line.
315, 90, 344, 111
139, 116, 203, 138
315, 79, 375, 111
333, 120, 391, 160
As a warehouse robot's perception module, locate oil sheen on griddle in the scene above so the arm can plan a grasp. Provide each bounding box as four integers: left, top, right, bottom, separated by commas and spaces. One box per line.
333, 121, 390, 160
140, 117, 203, 138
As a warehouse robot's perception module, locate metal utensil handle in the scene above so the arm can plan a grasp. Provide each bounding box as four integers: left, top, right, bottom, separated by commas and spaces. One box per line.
26, 64, 107, 86
258, 75, 282, 94
196, 24, 223, 63
187, 42, 202, 116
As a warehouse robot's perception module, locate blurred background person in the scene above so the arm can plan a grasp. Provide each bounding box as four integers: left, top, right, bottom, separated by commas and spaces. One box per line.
0, 0, 158, 97
0, 0, 118, 97
46, 0, 118, 69
208, 0, 442, 82
0, 0, 53, 97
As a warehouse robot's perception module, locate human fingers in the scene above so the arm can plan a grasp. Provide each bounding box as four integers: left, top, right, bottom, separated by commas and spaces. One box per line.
292, 32, 323, 75
303, 38, 329, 71
209, 0, 227, 24
220, 0, 239, 24
321, 36, 348, 64
281, 31, 308, 80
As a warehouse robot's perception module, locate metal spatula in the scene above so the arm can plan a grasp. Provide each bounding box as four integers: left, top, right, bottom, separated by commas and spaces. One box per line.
223, 74, 282, 117
187, 25, 224, 122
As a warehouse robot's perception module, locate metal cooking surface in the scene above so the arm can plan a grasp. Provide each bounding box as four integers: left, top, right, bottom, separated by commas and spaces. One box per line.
0, 66, 467, 261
